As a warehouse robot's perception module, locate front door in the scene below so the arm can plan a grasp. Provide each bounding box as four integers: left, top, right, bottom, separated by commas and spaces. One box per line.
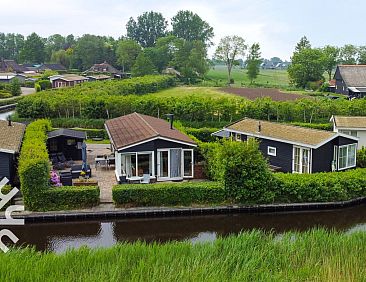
157, 149, 183, 180
293, 146, 311, 173
157, 150, 169, 179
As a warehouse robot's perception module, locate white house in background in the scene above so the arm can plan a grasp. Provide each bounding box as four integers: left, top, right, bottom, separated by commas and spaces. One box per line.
331, 115, 366, 148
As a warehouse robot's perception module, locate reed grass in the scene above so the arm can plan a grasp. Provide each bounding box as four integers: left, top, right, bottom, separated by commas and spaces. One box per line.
1, 229, 365, 281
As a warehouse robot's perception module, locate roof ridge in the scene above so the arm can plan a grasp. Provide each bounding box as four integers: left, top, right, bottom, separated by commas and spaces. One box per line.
135, 112, 159, 136
233, 117, 335, 134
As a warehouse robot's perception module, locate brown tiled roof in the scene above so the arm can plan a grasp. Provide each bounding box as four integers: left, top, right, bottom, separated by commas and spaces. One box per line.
226, 118, 337, 147
338, 65, 366, 87
105, 113, 196, 150
332, 116, 366, 128
57, 74, 88, 82
0, 121, 26, 153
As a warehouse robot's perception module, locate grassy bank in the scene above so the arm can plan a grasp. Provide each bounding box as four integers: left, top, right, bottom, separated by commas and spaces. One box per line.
1, 229, 366, 281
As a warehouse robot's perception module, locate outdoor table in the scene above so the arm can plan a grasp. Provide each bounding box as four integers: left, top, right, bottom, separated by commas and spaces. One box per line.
95, 157, 108, 170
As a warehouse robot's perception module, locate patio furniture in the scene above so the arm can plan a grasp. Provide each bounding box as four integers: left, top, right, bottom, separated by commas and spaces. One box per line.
71, 164, 92, 179
140, 173, 150, 184
57, 152, 74, 167
128, 176, 143, 183
60, 171, 73, 186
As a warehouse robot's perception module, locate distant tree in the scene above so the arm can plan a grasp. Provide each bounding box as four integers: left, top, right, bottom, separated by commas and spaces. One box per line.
126, 11, 167, 47
50, 49, 72, 69
0, 33, 25, 61
246, 43, 262, 84
340, 44, 358, 64
214, 36, 247, 84
116, 39, 141, 72
20, 32, 45, 63
131, 52, 156, 76
44, 34, 66, 62
171, 10, 214, 46
288, 48, 325, 88
358, 46, 366, 65
270, 57, 282, 65
295, 36, 311, 52
65, 34, 75, 49
322, 45, 339, 80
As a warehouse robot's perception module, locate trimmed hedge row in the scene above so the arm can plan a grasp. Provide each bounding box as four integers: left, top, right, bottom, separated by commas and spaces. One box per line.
113, 169, 366, 207
18, 120, 100, 211
113, 182, 225, 206
184, 127, 219, 142
290, 122, 333, 131
41, 186, 100, 211
274, 169, 366, 203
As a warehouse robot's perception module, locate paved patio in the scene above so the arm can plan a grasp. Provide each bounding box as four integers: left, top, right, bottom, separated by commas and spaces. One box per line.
87, 143, 116, 203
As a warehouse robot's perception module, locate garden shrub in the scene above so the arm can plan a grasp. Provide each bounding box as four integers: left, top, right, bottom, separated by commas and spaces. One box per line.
0, 90, 12, 99
113, 182, 225, 206
35, 83, 41, 92
37, 79, 52, 90
357, 147, 366, 168
184, 127, 219, 142
41, 186, 100, 211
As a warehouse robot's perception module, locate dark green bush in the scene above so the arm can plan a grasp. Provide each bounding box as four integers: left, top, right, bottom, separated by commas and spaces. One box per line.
184, 127, 219, 142
37, 79, 52, 90
41, 186, 100, 211
357, 147, 366, 168
35, 83, 41, 92
24, 81, 35, 88
289, 122, 333, 131
113, 182, 225, 206
0, 90, 12, 99
275, 169, 366, 203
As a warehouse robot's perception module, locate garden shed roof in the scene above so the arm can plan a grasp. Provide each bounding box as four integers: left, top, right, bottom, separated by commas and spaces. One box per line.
105, 112, 197, 150
0, 120, 26, 154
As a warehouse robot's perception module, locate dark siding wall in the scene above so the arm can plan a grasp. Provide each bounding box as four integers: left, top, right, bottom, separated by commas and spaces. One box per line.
312, 142, 334, 172
257, 139, 294, 173
334, 68, 349, 95
0, 152, 12, 182
47, 136, 84, 160
337, 136, 358, 146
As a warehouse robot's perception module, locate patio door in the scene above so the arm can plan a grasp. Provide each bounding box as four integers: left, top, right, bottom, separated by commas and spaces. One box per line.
157, 149, 183, 180
293, 146, 311, 174
183, 149, 194, 178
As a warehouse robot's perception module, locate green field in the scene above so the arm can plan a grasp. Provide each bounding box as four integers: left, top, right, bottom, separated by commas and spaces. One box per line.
204, 65, 290, 88
2, 230, 366, 281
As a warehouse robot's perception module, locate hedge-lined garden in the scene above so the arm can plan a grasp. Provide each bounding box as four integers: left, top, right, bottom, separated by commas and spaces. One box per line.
113, 140, 366, 207
18, 120, 99, 211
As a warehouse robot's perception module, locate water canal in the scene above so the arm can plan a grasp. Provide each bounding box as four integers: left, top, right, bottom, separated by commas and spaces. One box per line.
6, 203, 366, 253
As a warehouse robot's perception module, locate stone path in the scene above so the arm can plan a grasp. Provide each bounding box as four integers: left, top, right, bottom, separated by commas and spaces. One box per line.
86, 144, 116, 203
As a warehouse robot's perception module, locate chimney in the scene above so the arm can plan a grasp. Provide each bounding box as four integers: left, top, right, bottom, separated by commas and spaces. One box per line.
166, 114, 174, 129
258, 121, 261, 133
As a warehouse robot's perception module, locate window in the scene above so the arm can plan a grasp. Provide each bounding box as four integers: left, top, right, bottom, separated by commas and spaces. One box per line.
183, 149, 194, 177
66, 139, 76, 146
121, 152, 154, 177
340, 130, 357, 137
49, 139, 58, 152
338, 144, 357, 170
267, 146, 277, 156
293, 146, 311, 174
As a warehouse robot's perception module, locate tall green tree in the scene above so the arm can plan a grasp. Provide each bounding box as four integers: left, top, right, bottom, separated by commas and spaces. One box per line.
131, 52, 156, 76
116, 39, 141, 72
171, 10, 214, 46
322, 45, 339, 80
126, 11, 167, 47
20, 32, 45, 63
288, 48, 325, 88
340, 44, 358, 64
214, 36, 247, 84
246, 43, 262, 84
295, 36, 311, 52
358, 46, 366, 64
0, 33, 25, 61
44, 34, 66, 62
50, 48, 72, 69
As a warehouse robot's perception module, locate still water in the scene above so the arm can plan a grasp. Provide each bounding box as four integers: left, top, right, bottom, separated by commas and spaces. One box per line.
7, 204, 366, 253
0, 110, 14, 120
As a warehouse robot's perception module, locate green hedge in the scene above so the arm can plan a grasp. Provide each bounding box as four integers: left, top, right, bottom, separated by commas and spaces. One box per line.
41, 186, 100, 211
0, 185, 13, 211
113, 182, 225, 206
274, 169, 366, 203
289, 122, 333, 131
184, 127, 219, 142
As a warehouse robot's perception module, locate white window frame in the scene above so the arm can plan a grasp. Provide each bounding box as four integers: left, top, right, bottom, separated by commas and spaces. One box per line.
119, 151, 155, 178
267, 146, 277, 156
292, 146, 312, 174
235, 133, 241, 141
337, 143, 357, 170
182, 149, 194, 178
339, 130, 358, 137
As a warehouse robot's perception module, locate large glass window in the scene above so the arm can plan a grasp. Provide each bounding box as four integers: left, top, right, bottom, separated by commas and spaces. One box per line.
183, 150, 193, 177
137, 153, 152, 176
340, 130, 358, 137
159, 151, 169, 177
339, 144, 357, 169
121, 152, 153, 177
293, 147, 310, 174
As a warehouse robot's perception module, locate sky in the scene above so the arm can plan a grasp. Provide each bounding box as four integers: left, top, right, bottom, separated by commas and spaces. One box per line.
1, 0, 365, 60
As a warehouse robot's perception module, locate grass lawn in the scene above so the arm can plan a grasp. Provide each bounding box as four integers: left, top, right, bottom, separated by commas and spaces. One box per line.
2, 229, 366, 281
149, 86, 238, 99
204, 65, 290, 88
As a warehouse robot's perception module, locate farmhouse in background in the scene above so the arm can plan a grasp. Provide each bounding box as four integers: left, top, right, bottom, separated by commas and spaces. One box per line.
37, 63, 67, 72
84, 61, 129, 78
105, 113, 197, 183
0, 120, 26, 185
0, 59, 28, 73
213, 118, 358, 174
49, 74, 88, 88
331, 115, 366, 149
334, 65, 366, 98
